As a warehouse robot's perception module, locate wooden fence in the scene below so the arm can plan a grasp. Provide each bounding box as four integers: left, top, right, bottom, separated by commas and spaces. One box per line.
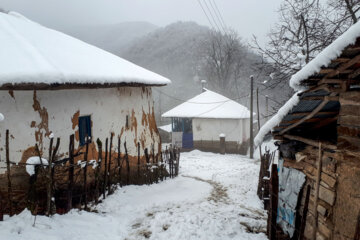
257, 149, 310, 240
0, 130, 180, 218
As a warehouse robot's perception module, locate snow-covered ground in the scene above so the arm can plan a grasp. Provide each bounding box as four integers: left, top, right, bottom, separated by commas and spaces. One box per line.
0, 150, 267, 240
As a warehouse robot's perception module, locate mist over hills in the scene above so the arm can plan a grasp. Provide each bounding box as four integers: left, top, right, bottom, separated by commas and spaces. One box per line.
62, 21, 291, 124
62, 21, 158, 53
121, 22, 211, 121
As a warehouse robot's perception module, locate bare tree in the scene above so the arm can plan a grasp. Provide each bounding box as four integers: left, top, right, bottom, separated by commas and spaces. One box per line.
253, 0, 337, 86
327, 0, 360, 33
200, 30, 247, 94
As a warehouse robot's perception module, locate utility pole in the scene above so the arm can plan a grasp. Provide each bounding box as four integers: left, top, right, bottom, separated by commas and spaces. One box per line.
256, 88, 262, 157
249, 76, 254, 159
265, 95, 269, 122
159, 91, 162, 124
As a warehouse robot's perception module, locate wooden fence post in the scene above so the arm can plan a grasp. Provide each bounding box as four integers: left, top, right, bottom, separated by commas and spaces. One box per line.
165, 148, 169, 180
268, 163, 278, 240
137, 142, 140, 184
175, 148, 180, 176
117, 137, 121, 185
144, 148, 150, 184
67, 134, 75, 212
46, 137, 53, 216
108, 134, 113, 193
95, 138, 102, 204
298, 185, 311, 240
169, 148, 174, 178
50, 137, 60, 214
83, 137, 89, 210
5, 129, 13, 216
0, 194, 3, 221
103, 138, 108, 199
124, 141, 130, 185
152, 144, 158, 183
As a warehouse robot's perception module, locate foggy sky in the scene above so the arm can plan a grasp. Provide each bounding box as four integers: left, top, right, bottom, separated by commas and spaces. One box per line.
0, 0, 283, 45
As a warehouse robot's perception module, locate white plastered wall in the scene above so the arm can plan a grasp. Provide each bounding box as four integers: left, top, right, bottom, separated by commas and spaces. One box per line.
0, 87, 160, 173
192, 118, 250, 143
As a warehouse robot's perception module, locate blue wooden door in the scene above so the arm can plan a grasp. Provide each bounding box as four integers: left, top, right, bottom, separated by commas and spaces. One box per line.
182, 133, 193, 149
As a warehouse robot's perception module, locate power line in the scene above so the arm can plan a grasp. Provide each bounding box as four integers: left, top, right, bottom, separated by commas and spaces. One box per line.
197, 0, 217, 31
202, 0, 223, 33
259, 92, 282, 105
154, 89, 249, 104
207, 0, 227, 33
194, 101, 227, 117
210, 0, 228, 32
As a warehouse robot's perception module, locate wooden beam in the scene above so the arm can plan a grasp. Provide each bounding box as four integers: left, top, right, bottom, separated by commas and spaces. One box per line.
300, 96, 339, 101
283, 134, 337, 150
349, 68, 360, 78
281, 117, 335, 125
311, 117, 338, 129
332, 57, 350, 63
305, 84, 346, 93
279, 95, 333, 135
319, 79, 344, 85
343, 46, 360, 53
290, 111, 338, 117
319, 69, 334, 74
325, 54, 360, 78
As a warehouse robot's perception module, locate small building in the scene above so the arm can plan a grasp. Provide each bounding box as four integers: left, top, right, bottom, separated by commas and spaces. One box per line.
0, 12, 170, 212
162, 89, 251, 154
158, 124, 172, 143
256, 21, 360, 239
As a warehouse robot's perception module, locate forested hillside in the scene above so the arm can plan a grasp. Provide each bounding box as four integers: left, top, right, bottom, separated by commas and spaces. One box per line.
64, 21, 291, 124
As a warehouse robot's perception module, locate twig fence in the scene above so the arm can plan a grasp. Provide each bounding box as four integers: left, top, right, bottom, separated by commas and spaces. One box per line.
0, 130, 180, 219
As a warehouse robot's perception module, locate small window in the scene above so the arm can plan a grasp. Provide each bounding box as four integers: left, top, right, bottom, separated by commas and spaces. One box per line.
126, 115, 129, 128
79, 115, 91, 146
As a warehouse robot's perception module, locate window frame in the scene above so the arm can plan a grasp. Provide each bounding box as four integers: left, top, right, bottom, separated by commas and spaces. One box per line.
78, 115, 92, 146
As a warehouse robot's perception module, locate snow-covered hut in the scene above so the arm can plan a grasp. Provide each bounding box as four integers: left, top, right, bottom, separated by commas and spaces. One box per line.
255, 21, 360, 240
158, 124, 172, 143
162, 89, 251, 154
0, 11, 170, 210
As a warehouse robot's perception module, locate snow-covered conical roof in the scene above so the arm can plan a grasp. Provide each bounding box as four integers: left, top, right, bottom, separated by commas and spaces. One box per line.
0, 12, 170, 88
162, 89, 251, 119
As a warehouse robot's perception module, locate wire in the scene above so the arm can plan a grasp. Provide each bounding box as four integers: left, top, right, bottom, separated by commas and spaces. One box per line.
259, 92, 283, 105
197, 0, 217, 31
208, 0, 227, 33
194, 100, 227, 117
211, 0, 228, 32
202, 0, 222, 33
155, 89, 249, 104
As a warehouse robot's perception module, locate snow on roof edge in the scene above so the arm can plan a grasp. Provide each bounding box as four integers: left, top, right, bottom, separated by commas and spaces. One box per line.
0, 12, 171, 87
290, 21, 360, 91
254, 92, 300, 146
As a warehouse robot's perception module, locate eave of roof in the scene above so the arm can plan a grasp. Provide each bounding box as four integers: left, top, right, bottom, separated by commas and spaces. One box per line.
0, 12, 171, 87
0, 82, 167, 91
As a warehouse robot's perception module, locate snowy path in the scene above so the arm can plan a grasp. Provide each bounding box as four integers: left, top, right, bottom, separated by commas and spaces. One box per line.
0, 150, 267, 240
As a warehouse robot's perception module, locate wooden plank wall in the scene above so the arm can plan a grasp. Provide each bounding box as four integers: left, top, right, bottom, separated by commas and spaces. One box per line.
338, 91, 360, 152
283, 146, 337, 240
